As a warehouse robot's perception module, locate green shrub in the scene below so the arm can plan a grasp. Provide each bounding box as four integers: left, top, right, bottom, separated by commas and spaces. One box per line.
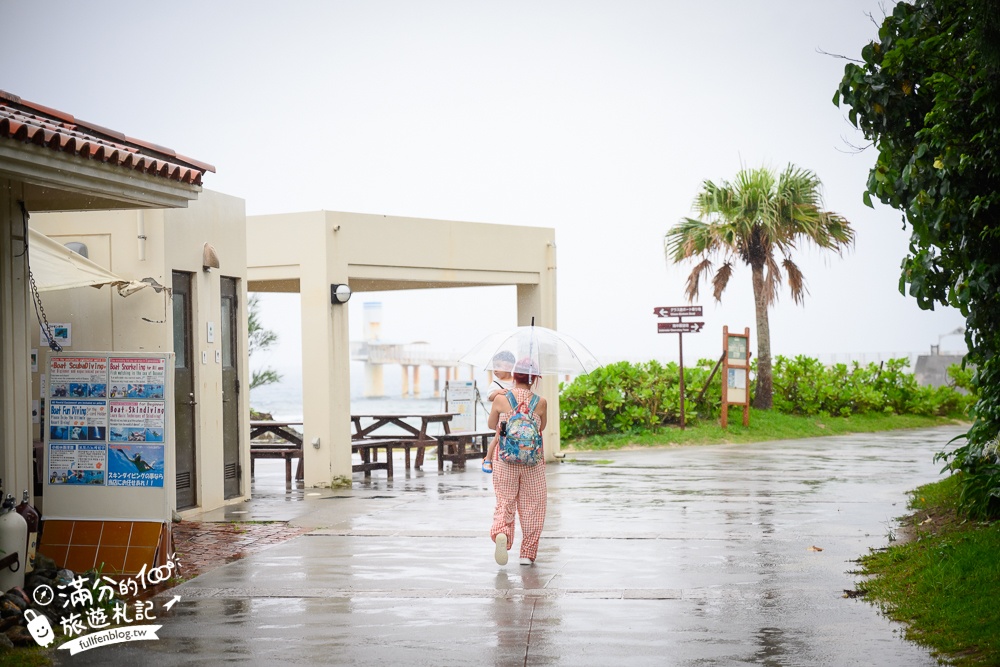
561, 355, 971, 439
771, 355, 971, 418
947, 363, 976, 397
559, 359, 721, 439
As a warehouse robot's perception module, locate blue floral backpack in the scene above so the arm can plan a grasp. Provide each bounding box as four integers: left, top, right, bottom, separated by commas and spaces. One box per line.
499, 391, 543, 465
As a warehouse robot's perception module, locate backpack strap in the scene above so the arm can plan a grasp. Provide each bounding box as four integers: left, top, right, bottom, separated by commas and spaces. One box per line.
527, 394, 540, 414
505, 390, 518, 410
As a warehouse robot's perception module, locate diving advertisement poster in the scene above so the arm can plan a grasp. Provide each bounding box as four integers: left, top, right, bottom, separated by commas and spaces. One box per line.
46, 354, 168, 489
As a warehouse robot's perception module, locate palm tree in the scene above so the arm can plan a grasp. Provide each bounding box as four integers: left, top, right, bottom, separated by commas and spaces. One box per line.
665, 164, 854, 409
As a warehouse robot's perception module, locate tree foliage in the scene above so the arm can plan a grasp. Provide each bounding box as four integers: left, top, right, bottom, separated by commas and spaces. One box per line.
665, 165, 854, 410
834, 0, 1000, 517
248, 294, 282, 391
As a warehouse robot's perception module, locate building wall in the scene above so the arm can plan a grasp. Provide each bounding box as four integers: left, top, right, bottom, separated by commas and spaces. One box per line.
33, 190, 248, 514
914, 354, 966, 389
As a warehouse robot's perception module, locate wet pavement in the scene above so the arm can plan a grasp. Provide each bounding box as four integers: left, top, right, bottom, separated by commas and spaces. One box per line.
54, 425, 965, 666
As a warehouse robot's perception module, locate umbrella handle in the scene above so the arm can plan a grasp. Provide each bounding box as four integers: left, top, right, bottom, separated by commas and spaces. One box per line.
475, 386, 493, 417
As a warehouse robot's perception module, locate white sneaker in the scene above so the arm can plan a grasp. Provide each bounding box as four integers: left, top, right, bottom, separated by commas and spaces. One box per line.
519, 557, 534, 566
494, 534, 508, 565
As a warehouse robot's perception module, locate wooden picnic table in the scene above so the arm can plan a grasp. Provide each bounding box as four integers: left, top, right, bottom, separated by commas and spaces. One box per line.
250, 420, 304, 446
249, 420, 304, 484
351, 413, 456, 470
434, 430, 495, 471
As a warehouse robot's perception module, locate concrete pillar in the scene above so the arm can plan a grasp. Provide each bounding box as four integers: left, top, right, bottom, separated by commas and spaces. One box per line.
516, 238, 559, 460
401, 365, 410, 397
300, 216, 353, 485
413, 365, 421, 398
0, 181, 38, 496
364, 363, 384, 398
432, 367, 441, 397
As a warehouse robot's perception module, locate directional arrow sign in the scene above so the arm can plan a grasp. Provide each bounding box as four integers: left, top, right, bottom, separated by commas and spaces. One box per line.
658, 321, 704, 333
653, 306, 703, 318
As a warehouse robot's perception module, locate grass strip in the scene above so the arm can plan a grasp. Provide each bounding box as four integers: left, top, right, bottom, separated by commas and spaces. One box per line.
563, 410, 960, 450
857, 474, 1000, 666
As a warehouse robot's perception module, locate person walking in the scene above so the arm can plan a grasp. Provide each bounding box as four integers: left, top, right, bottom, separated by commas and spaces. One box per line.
487, 358, 547, 566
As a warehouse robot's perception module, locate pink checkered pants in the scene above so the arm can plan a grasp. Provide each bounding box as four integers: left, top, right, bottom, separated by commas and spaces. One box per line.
490, 457, 547, 561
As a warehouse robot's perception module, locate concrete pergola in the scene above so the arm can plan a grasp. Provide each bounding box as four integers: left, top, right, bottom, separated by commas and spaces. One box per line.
247, 211, 558, 486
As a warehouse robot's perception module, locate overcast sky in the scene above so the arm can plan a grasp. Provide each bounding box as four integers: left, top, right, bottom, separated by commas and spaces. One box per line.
4, 0, 969, 384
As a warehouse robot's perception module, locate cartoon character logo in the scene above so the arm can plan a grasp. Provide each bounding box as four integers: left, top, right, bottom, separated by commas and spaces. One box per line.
25, 609, 54, 647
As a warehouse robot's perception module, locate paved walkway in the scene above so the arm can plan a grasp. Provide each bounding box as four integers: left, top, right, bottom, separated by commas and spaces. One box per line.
170, 520, 312, 579
54, 426, 965, 666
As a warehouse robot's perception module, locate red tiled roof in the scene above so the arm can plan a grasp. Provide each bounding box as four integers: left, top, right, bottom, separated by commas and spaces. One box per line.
0, 90, 215, 186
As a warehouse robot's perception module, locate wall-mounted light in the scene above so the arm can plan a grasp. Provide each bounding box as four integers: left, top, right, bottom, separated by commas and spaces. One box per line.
203, 243, 220, 271
331, 283, 352, 304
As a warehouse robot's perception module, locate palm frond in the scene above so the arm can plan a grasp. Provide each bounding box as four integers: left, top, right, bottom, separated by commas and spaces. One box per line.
775, 164, 856, 252
712, 262, 733, 301
666, 218, 712, 262
693, 180, 739, 221
684, 258, 714, 301
784, 258, 809, 305
818, 212, 856, 250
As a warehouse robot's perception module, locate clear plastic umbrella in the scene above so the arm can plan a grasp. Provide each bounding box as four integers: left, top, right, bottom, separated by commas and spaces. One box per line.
459, 321, 601, 376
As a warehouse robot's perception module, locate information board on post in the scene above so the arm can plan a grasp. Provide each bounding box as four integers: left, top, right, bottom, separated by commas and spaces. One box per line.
721, 326, 751, 427
444, 380, 477, 433
43, 353, 174, 522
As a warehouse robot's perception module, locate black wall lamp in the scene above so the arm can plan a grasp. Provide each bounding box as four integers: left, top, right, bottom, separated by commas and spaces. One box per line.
331, 283, 352, 304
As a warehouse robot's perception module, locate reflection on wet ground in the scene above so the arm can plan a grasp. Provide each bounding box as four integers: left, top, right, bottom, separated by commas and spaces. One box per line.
54, 426, 966, 666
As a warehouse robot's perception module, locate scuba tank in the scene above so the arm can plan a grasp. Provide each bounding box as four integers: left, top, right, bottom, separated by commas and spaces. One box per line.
15, 491, 39, 574
0, 491, 27, 592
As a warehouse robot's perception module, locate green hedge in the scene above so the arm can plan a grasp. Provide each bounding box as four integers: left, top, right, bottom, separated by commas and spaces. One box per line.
559, 355, 971, 438
559, 359, 722, 439
772, 355, 971, 418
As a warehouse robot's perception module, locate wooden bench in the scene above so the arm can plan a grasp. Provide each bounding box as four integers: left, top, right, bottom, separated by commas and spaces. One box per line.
435, 430, 494, 471
352, 439, 403, 478
358, 435, 439, 471
250, 421, 304, 484
250, 443, 303, 484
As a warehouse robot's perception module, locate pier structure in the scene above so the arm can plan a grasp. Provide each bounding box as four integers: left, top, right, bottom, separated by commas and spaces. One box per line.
351, 302, 475, 398
349, 340, 474, 398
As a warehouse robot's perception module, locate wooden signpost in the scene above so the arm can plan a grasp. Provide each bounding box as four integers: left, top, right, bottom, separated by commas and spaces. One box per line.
654, 305, 703, 429
721, 326, 751, 427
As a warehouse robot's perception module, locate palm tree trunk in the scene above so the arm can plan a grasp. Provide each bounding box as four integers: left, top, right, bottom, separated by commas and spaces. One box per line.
750, 263, 773, 409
